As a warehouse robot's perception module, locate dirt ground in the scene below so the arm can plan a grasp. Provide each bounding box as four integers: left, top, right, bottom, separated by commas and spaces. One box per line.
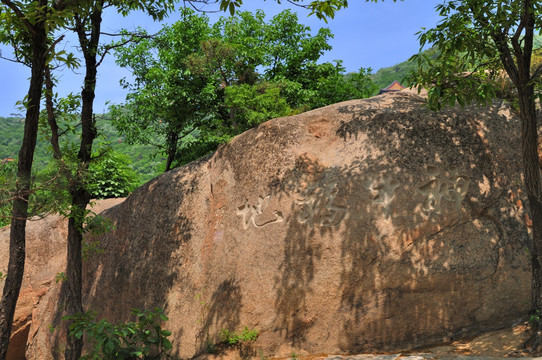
198, 320, 542, 360
411, 321, 534, 358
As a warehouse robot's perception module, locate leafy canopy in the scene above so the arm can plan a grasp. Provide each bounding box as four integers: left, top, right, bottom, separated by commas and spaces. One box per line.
111, 7, 378, 170
407, 0, 542, 110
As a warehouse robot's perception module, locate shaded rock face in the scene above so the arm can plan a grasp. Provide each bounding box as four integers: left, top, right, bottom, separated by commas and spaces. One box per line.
0, 199, 124, 360
29, 92, 530, 359
0, 215, 67, 360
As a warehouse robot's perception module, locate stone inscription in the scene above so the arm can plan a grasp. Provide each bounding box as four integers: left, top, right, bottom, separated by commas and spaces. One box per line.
236, 195, 284, 230
296, 178, 347, 228
418, 165, 470, 215
366, 174, 400, 216
236, 164, 471, 230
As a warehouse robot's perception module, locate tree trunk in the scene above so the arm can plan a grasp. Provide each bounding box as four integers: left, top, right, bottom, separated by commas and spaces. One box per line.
64, 189, 89, 360
165, 131, 179, 172
517, 83, 542, 350
0, 15, 47, 360
64, 5, 101, 359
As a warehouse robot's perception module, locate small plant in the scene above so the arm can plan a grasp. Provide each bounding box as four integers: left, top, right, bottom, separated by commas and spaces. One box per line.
530, 309, 541, 324
0, 271, 6, 281
258, 350, 269, 360
55, 272, 67, 283
85, 151, 140, 199
204, 339, 217, 354
66, 308, 172, 359
219, 326, 259, 347
290, 352, 299, 360
82, 240, 105, 260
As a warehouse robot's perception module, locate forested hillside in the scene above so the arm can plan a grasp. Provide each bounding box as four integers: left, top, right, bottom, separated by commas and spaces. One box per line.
0, 115, 163, 184
371, 48, 438, 89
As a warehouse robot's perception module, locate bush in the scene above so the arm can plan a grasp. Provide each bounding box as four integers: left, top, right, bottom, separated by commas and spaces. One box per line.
67, 308, 172, 360
86, 151, 140, 199
219, 326, 259, 347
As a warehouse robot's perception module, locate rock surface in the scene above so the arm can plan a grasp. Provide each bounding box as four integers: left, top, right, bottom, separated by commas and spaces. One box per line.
0, 198, 124, 360
25, 92, 532, 359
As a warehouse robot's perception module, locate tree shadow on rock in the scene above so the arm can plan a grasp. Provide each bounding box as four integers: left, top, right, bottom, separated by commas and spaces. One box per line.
195, 278, 243, 356
79, 160, 206, 350
268, 93, 530, 353
333, 94, 530, 352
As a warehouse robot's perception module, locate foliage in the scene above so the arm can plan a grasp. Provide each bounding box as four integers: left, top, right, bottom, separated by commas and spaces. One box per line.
406, 0, 542, 349
405, 1, 526, 110
305, 62, 379, 108
67, 308, 172, 360
219, 326, 259, 346
224, 81, 295, 128
0, 116, 160, 185
111, 7, 216, 171
86, 151, 140, 199
55, 272, 67, 283
530, 309, 541, 324
0, 159, 16, 228
216, 0, 349, 20
371, 48, 438, 89
112, 8, 377, 170
0, 157, 69, 228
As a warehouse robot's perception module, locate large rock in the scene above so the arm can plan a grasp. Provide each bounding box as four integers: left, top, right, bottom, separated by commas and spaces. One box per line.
0, 199, 123, 360
28, 92, 531, 359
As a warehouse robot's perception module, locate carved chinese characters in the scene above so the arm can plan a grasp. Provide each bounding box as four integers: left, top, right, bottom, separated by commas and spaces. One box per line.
295, 178, 347, 228
418, 165, 470, 215
236, 164, 471, 230
366, 174, 400, 216
236, 195, 284, 230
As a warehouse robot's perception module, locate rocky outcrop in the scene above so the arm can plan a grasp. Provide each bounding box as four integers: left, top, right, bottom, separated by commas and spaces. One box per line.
25, 92, 531, 359
0, 199, 123, 360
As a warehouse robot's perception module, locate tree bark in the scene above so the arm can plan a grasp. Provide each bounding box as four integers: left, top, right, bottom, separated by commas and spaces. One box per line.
0, 7, 47, 359
64, 190, 89, 360
517, 84, 542, 350
165, 131, 179, 172
64, 4, 101, 359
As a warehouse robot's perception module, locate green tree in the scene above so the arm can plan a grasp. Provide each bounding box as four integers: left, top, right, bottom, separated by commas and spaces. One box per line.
303, 61, 378, 109
407, 0, 542, 350
42, 1, 175, 357
111, 7, 215, 171
224, 81, 296, 128
86, 151, 140, 199
262, 9, 333, 81
113, 8, 377, 170
0, 2, 80, 358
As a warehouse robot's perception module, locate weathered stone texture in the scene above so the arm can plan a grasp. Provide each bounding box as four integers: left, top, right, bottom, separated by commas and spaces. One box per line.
0, 199, 124, 360
15, 92, 532, 359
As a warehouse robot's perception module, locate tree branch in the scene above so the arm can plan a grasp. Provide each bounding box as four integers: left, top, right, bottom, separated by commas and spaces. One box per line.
46, 34, 65, 58
0, 0, 35, 34
0, 53, 24, 64
97, 32, 149, 67
44, 66, 63, 160
531, 63, 542, 83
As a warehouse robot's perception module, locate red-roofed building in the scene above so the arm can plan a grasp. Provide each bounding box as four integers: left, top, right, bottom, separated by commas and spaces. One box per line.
378, 81, 406, 95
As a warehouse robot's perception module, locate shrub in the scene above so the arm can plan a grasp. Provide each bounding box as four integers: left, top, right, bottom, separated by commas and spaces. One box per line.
86, 151, 140, 199
219, 326, 259, 347
67, 308, 172, 360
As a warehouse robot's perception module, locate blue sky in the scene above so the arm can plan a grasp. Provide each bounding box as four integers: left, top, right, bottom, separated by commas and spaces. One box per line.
0, 0, 442, 117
